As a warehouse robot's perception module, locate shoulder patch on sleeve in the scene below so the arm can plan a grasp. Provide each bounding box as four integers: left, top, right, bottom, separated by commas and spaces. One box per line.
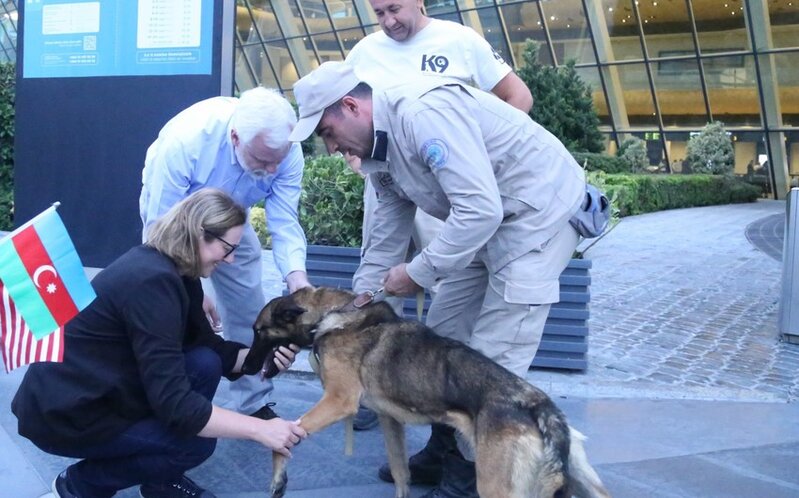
420, 139, 449, 170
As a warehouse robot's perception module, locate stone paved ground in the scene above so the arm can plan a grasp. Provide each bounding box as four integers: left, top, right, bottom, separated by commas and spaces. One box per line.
745, 212, 784, 262
578, 200, 799, 402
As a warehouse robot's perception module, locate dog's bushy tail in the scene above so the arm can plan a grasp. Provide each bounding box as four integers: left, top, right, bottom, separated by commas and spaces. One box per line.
566, 428, 612, 498
532, 399, 572, 497
530, 399, 611, 498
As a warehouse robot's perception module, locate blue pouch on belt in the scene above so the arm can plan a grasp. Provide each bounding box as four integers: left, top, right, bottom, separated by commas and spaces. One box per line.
569, 184, 610, 238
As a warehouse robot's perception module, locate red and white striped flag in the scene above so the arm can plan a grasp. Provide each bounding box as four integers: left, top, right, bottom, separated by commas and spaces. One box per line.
0, 281, 64, 373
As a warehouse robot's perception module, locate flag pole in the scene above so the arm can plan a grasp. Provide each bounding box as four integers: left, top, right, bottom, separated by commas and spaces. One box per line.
0, 202, 61, 244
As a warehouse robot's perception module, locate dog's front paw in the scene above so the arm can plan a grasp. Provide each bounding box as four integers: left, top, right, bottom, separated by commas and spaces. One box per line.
270, 469, 287, 498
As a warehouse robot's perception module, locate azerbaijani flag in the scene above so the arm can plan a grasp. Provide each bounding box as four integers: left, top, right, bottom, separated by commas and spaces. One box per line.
0, 204, 95, 339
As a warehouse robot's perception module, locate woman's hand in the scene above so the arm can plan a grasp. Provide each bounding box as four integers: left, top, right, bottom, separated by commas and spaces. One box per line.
257, 418, 307, 457
270, 344, 301, 373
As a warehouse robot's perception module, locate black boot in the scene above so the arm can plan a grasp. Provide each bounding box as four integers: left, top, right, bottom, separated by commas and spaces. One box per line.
377, 424, 456, 485
419, 447, 478, 498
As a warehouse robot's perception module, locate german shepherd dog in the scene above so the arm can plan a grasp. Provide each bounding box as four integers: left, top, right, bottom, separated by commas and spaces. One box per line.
242, 287, 610, 498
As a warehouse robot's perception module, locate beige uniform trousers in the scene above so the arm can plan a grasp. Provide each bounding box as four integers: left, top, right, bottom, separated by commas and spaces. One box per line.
426, 223, 580, 379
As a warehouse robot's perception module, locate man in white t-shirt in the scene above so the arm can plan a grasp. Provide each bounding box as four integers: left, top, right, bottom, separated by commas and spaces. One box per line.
347, 0, 533, 277
343, 1, 533, 497
346, 1, 533, 299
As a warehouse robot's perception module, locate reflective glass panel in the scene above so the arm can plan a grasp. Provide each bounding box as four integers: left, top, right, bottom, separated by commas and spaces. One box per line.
786, 131, 799, 176
763, 52, 799, 127
767, 0, 799, 49
273, 1, 309, 37
638, 0, 696, 60
432, 11, 461, 24
351, 0, 377, 25
326, 0, 366, 31
240, 42, 281, 90
233, 44, 259, 92
541, 0, 596, 65
284, 36, 318, 78
340, 27, 369, 52
692, 0, 750, 52
460, 8, 512, 63
614, 63, 658, 128
500, 2, 550, 67
426, 0, 458, 16
457, 0, 494, 8
726, 131, 767, 177
240, 1, 283, 42
575, 66, 612, 127
0, 5, 16, 63
643, 132, 667, 169
704, 54, 760, 127
599, 0, 644, 61
311, 31, 343, 61
663, 131, 692, 173
621, 132, 666, 169
650, 59, 708, 128
298, 0, 336, 34
262, 39, 301, 90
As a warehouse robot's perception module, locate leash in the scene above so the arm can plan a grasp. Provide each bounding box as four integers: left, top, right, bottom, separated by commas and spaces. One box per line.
416, 289, 425, 321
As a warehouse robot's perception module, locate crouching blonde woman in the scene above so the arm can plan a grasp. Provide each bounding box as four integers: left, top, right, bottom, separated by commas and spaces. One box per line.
13, 188, 306, 498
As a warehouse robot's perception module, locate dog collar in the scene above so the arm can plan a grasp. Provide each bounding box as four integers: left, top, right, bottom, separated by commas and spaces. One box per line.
341, 287, 385, 312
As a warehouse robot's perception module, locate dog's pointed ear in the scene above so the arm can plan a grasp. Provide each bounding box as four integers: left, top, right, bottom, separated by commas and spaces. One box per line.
273, 299, 307, 326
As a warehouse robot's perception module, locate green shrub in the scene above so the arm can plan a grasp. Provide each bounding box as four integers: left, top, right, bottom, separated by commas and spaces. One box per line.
685, 121, 734, 175
300, 155, 363, 246
0, 62, 14, 231
252, 155, 364, 248
249, 206, 270, 248
603, 174, 760, 216
572, 151, 631, 174
517, 40, 604, 153
618, 136, 648, 172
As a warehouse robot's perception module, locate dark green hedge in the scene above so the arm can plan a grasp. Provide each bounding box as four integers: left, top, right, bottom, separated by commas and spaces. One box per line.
603, 174, 761, 217
0, 63, 14, 231
298, 155, 364, 247
251, 154, 364, 248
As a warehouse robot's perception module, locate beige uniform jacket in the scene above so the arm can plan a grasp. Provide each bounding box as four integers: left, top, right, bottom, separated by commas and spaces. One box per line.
354, 80, 585, 292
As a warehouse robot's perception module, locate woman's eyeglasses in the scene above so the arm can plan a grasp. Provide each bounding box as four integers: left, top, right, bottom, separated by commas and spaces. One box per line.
204, 229, 239, 258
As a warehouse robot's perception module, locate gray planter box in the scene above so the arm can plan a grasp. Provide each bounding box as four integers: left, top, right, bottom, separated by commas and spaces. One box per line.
304, 245, 590, 372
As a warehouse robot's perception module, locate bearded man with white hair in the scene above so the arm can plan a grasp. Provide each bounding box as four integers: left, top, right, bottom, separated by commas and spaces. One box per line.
139, 87, 311, 421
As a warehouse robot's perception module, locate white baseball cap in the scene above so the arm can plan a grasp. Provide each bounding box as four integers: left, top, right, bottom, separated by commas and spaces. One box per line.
288, 61, 362, 142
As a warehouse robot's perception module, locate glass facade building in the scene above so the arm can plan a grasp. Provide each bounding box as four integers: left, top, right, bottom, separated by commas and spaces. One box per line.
3, 1, 799, 197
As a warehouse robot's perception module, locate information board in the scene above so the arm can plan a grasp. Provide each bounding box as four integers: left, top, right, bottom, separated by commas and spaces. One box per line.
22, 0, 213, 78
15, 0, 233, 267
